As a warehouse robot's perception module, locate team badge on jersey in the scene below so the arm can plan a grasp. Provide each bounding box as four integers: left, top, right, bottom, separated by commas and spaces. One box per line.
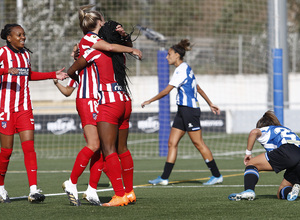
93, 113, 97, 121
1, 121, 7, 129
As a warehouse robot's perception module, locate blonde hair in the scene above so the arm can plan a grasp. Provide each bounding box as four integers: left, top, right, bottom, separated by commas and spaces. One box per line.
256, 110, 282, 128
78, 5, 104, 34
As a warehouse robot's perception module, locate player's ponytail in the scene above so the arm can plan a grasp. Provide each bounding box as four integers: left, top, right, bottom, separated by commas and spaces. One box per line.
256, 110, 282, 128
78, 5, 104, 35
171, 39, 192, 60
98, 20, 131, 94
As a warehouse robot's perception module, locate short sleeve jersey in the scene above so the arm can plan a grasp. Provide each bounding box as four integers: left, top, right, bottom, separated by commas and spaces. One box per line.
67, 77, 78, 88
83, 48, 131, 104
0, 46, 32, 112
257, 125, 300, 152
169, 62, 199, 108
77, 32, 101, 99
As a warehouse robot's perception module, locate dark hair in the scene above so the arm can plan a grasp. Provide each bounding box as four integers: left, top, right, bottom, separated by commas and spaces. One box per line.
256, 110, 282, 128
1, 24, 32, 53
98, 20, 130, 94
1, 24, 21, 41
171, 39, 192, 60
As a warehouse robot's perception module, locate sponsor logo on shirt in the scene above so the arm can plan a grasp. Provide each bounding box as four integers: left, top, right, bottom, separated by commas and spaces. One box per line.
112, 83, 124, 92
12, 67, 29, 76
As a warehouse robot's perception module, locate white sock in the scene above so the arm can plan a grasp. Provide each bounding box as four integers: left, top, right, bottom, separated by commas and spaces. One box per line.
30, 185, 37, 193
87, 184, 97, 192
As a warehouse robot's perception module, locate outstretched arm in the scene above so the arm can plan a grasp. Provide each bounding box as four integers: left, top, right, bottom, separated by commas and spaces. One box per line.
141, 84, 174, 108
53, 79, 75, 97
30, 67, 68, 81
197, 84, 220, 115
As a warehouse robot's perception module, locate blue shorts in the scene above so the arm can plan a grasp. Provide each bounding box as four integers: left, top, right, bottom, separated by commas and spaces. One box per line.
172, 105, 201, 132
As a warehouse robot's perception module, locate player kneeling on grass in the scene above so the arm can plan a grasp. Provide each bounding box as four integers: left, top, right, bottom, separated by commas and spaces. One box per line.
228, 110, 300, 201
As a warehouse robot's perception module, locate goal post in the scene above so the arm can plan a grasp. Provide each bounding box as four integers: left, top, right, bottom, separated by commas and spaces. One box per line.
157, 49, 170, 157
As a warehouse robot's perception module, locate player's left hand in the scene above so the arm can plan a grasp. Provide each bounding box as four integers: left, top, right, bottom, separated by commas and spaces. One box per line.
210, 104, 220, 115
55, 67, 69, 80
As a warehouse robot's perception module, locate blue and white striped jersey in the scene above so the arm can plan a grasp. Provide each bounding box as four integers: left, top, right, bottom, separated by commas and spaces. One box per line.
169, 62, 199, 108
257, 125, 300, 152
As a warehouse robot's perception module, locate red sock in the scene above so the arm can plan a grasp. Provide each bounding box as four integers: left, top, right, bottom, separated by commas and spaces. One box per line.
89, 152, 104, 189
70, 146, 94, 184
0, 148, 13, 185
105, 152, 125, 197
21, 140, 37, 186
119, 150, 134, 193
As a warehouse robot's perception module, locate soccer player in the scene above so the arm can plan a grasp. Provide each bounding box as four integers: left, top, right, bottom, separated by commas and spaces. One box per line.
228, 110, 300, 201
0, 24, 68, 203
141, 39, 223, 186
62, 5, 141, 206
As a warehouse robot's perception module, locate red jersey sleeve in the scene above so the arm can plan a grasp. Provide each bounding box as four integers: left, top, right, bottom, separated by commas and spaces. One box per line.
29, 71, 56, 81
0, 68, 9, 75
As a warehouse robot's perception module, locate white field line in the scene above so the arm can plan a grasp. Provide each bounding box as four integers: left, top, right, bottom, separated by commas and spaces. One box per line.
10, 184, 279, 200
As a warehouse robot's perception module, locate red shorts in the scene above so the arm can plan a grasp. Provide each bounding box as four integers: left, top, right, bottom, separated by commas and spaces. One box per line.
0, 110, 34, 135
97, 100, 132, 129
76, 98, 99, 128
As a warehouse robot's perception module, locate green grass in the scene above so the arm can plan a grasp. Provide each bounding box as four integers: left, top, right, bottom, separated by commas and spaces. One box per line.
1, 157, 298, 220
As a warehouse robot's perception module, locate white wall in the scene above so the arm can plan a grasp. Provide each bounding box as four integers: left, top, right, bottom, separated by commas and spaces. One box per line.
29, 73, 300, 133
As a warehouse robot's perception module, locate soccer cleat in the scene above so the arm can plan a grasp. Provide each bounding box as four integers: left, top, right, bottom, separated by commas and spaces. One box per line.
287, 184, 300, 201
203, 175, 223, 185
28, 189, 45, 203
82, 190, 101, 206
0, 188, 11, 203
228, 189, 256, 201
62, 180, 81, 206
102, 194, 129, 207
126, 190, 136, 204
148, 176, 169, 186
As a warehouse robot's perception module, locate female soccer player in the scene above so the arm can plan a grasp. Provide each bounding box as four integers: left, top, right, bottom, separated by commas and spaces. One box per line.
228, 110, 300, 201
62, 5, 141, 206
141, 39, 223, 186
0, 24, 68, 203
67, 19, 141, 207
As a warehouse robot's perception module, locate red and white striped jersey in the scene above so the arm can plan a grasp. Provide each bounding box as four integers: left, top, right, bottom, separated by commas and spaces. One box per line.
0, 46, 33, 112
83, 48, 131, 104
0, 46, 56, 113
76, 32, 101, 99
67, 77, 78, 88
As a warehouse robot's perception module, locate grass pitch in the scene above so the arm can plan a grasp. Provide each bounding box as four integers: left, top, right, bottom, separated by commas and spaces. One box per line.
1, 157, 299, 220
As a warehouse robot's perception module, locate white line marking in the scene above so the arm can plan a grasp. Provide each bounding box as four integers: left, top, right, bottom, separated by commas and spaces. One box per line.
10, 184, 279, 200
